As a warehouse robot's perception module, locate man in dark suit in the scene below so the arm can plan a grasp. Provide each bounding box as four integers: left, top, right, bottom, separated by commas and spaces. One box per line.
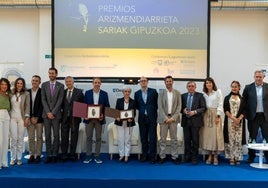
181, 81, 206, 165
134, 76, 158, 164
242, 70, 268, 163
61, 76, 84, 162
83, 77, 110, 164
27, 75, 43, 163
41, 67, 64, 163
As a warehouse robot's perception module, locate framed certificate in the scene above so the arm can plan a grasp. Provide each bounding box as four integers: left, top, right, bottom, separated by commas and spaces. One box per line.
105, 107, 120, 118
73, 101, 88, 118
88, 105, 101, 119
120, 110, 134, 120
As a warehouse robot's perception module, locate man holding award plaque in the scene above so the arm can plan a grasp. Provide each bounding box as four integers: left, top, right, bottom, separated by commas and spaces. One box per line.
83, 77, 110, 164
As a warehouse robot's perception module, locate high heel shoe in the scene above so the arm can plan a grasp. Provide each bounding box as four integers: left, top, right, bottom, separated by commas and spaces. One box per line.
206, 155, 212, 164
230, 158, 235, 165
213, 156, 219, 165
119, 156, 124, 162
124, 156, 128, 163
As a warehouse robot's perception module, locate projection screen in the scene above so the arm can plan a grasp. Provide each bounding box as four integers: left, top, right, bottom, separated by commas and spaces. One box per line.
53, 0, 210, 80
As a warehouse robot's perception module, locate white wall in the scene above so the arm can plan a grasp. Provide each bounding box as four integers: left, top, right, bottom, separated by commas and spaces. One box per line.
0, 9, 268, 96
210, 10, 268, 97
0, 8, 51, 84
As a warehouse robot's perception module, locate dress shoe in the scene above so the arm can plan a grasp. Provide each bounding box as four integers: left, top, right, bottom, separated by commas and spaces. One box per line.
183, 157, 191, 163
52, 156, 58, 163
172, 158, 180, 165
192, 159, 198, 165
150, 158, 156, 164
28, 155, 35, 164
44, 157, 52, 164
34, 156, 41, 163
246, 158, 254, 164
140, 156, 147, 162
158, 158, 165, 164
69, 155, 76, 162
60, 156, 68, 162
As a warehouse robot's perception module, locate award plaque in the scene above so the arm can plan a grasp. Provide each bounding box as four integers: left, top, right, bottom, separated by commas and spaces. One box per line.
73, 101, 88, 118
105, 107, 120, 118
88, 105, 101, 119
120, 110, 134, 120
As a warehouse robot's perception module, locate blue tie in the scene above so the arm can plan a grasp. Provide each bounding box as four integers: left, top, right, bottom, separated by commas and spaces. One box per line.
187, 94, 193, 111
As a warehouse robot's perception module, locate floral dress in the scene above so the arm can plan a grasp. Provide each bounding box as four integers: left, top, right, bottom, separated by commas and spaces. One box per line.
224, 97, 243, 161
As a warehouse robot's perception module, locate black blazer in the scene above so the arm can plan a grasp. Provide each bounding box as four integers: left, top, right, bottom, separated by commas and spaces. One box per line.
134, 88, 158, 124
62, 87, 84, 123
181, 92, 206, 128
223, 93, 246, 145
28, 88, 43, 123
242, 82, 268, 121
114, 97, 136, 127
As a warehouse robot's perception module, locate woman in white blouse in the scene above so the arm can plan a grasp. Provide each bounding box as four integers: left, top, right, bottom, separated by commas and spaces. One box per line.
200, 77, 224, 165
9, 78, 30, 166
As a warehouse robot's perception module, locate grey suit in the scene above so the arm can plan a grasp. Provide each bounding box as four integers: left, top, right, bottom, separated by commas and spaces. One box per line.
41, 81, 64, 157
158, 89, 181, 160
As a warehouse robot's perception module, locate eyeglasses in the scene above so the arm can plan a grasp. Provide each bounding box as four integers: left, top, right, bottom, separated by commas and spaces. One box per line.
124, 90, 131, 93
140, 80, 147, 82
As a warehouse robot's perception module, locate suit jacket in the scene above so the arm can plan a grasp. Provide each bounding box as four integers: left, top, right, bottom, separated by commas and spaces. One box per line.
84, 89, 110, 124
41, 81, 65, 119
114, 97, 136, 127
134, 87, 158, 124
157, 89, 181, 124
181, 92, 206, 128
10, 91, 30, 119
28, 88, 43, 123
62, 87, 84, 123
242, 82, 268, 121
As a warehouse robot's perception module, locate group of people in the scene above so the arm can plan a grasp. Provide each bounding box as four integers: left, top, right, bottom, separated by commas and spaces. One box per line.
0, 69, 267, 169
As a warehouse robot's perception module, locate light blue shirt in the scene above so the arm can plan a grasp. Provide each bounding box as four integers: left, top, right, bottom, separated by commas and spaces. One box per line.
255, 84, 264, 112
142, 89, 148, 115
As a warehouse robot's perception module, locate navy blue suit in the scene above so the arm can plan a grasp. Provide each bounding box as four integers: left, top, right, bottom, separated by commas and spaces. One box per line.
84, 89, 110, 125
84, 89, 110, 157
134, 88, 158, 160
242, 82, 268, 161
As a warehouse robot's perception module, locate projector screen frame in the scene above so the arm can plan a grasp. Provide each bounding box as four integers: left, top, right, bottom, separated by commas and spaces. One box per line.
52, 0, 211, 82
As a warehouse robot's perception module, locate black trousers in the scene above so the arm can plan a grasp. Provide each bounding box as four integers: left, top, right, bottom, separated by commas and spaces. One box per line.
139, 115, 157, 159
183, 118, 200, 160
61, 116, 80, 156
248, 113, 268, 160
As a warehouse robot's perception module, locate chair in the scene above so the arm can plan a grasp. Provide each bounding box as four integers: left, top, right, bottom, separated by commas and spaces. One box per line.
76, 123, 87, 159
107, 122, 141, 160
157, 123, 184, 155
